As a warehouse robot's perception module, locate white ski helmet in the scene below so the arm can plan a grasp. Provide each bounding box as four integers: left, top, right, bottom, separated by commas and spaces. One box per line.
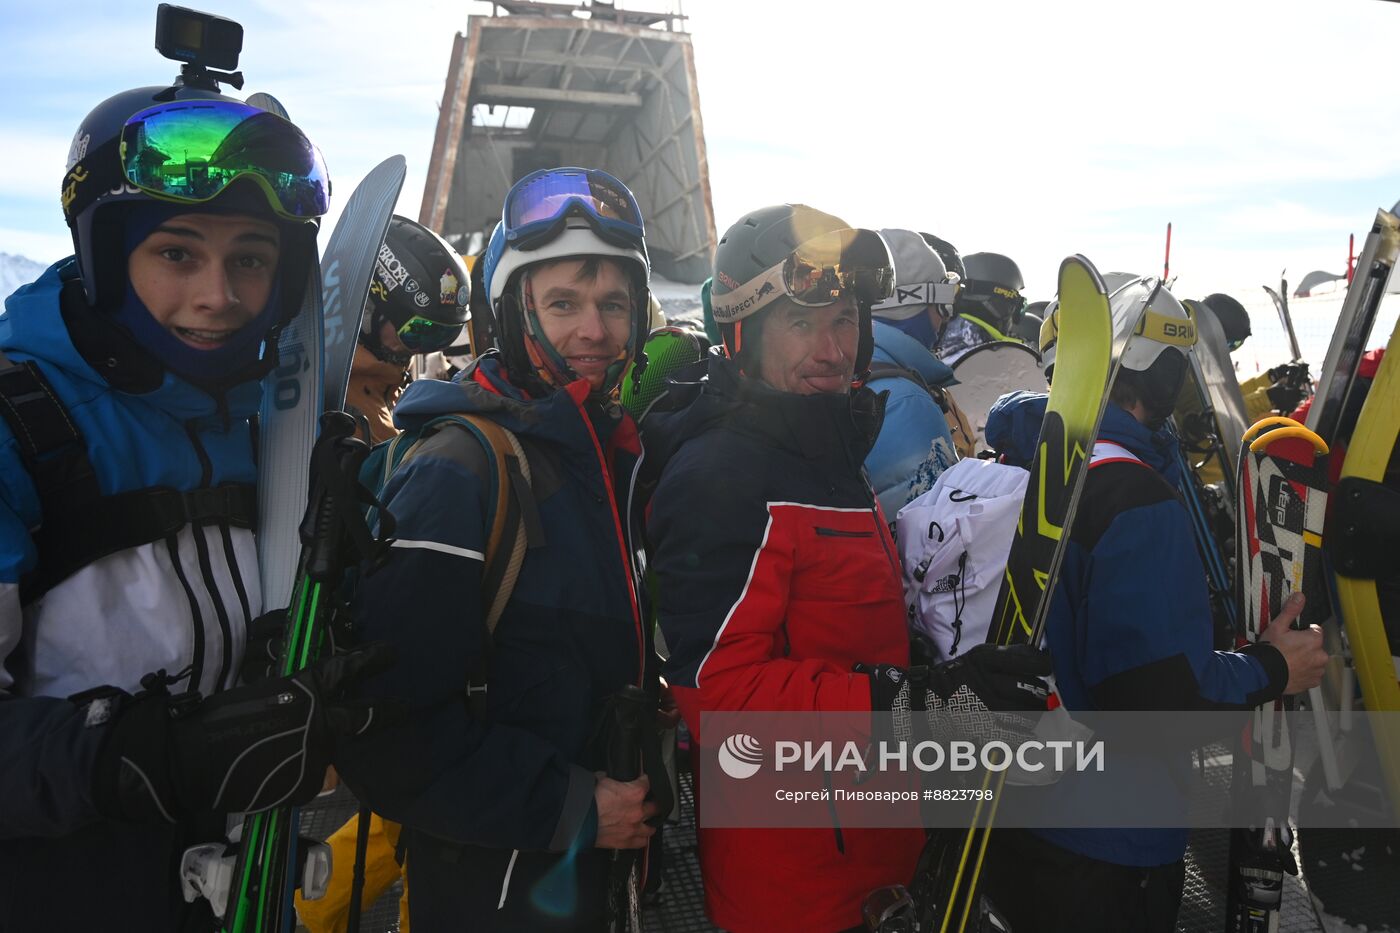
1040, 272, 1196, 393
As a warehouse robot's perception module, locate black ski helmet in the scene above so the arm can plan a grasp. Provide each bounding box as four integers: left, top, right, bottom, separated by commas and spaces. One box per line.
918, 232, 965, 283
1199, 292, 1251, 350
956, 252, 1028, 335
711, 203, 881, 376
361, 215, 470, 366
61, 83, 321, 321
1016, 303, 1046, 345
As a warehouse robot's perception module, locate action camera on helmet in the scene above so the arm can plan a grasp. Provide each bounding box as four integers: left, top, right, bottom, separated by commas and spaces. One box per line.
154, 4, 244, 89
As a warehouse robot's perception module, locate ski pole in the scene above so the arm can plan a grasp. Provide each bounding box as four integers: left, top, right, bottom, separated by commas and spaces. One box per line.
345, 805, 372, 933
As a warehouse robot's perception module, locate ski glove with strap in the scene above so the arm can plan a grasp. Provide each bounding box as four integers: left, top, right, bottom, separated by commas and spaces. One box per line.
88, 643, 397, 824
862, 643, 1052, 745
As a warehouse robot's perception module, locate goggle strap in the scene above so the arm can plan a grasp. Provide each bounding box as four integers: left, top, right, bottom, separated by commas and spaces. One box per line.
711, 262, 786, 324
871, 281, 958, 311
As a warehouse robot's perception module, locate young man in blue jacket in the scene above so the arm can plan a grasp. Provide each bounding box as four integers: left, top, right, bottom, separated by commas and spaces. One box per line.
338, 169, 664, 931
0, 50, 389, 932
980, 282, 1329, 932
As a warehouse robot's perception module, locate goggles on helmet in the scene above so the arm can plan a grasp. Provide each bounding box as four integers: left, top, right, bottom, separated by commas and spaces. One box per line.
711, 228, 893, 324
503, 167, 644, 253
871, 280, 961, 314
396, 314, 463, 353
119, 100, 330, 219
957, 281, 1027, 324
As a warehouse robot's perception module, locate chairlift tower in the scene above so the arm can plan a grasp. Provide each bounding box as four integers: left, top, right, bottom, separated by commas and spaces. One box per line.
420, 0, 716, 283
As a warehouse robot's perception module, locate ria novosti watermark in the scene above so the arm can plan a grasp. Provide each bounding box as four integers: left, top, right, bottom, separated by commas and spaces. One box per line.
717, 733, 1104, 780
697, 710, 1400, 831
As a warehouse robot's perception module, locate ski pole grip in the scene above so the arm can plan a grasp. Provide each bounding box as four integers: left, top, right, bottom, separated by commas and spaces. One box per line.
604, 686, 648, 783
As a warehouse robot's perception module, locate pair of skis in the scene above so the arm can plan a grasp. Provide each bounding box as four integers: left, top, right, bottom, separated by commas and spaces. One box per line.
220, 151, 406, 933
904, 257, 1156, 933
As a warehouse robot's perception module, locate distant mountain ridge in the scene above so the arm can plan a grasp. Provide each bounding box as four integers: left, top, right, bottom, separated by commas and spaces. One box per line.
1, 253, 47, 303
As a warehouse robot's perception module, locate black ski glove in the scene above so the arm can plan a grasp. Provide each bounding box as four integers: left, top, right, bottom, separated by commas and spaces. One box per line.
90, 643, 397, 824
862, 643, 1052, 744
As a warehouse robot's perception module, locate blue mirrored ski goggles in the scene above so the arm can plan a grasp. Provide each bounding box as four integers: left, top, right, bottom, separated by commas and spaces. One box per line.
503, 167, 645, 252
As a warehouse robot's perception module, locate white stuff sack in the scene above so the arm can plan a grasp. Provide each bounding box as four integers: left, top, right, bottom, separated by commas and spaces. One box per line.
895, 457, 1029, 662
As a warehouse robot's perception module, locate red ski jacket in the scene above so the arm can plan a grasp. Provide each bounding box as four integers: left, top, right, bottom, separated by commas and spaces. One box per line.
644, 358, 925, 932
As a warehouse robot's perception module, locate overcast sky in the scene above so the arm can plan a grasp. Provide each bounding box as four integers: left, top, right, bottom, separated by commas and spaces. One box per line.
4, 0, 1400, 304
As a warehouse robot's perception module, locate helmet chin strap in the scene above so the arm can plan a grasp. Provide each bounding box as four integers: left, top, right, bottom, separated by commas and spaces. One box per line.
518, 275, 634, 399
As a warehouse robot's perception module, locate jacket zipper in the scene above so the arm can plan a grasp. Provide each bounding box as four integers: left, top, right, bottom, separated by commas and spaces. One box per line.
573, 395, 645, 687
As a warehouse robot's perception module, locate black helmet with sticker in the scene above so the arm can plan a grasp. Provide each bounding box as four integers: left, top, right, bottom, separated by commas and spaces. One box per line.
361, 215, 470, 365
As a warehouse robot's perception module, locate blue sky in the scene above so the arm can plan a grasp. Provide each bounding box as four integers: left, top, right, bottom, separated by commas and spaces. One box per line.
5, 0, 1400, 305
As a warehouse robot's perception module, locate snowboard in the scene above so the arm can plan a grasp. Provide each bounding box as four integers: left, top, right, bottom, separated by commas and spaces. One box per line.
229, 155, 406, 933
912, 258, 1147, 933
945, 340, 1045, 452
1224, 417, 1330, 933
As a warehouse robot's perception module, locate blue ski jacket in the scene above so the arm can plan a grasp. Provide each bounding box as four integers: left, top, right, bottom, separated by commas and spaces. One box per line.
865, 321, 959, 519
984, 392, 1289, 867
0, 260, 263, 930
337, 358, 649, 931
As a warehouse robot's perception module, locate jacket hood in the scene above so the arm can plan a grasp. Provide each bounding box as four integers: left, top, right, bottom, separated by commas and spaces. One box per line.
984, 389, 1180, 483
0, 259, 261, 421
871, 320, 956, 388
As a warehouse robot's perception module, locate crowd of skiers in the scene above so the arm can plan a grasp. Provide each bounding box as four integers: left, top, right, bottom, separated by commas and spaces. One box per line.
0, 24, 1334, 933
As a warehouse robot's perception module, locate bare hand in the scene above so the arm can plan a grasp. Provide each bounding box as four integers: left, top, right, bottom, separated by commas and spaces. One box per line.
593, 774, 659, 850
1260, 593, 1327, 695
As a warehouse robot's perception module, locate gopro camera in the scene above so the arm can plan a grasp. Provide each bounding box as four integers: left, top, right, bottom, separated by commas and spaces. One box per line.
155, 4, 242, 73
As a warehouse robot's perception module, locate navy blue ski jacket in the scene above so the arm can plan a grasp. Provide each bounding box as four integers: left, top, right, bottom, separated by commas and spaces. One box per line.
984, 392, 1289, 867
337, 358, 649, 930
0, 260, 262, 931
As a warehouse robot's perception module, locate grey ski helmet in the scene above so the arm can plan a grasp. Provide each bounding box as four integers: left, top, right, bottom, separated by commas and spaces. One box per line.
361, 215, 469, 365
871, 229, 956, 321
711, 203, 890, 376
956, 252, 1028, 336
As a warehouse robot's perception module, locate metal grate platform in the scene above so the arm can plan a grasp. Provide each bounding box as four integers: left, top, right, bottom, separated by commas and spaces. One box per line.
296, 739, 1399, 932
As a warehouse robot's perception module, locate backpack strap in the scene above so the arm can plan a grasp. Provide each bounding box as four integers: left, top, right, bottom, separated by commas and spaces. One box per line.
0, 350, 255, 603
1089, 441, 1148, 468
387, 412, 541, 718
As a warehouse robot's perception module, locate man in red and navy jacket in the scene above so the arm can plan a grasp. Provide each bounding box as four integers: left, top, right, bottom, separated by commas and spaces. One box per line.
644, 205, 1052, 932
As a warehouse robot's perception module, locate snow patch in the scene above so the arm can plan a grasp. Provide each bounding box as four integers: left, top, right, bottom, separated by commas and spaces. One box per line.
0, 253, 46, 304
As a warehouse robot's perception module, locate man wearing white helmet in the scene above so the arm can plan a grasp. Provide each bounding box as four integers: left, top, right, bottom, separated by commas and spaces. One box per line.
981, 278, 1328, 932
337, 168, 669, 930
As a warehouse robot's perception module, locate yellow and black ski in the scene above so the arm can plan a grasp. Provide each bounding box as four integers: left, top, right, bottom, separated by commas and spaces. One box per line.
913, 256, 1152, 933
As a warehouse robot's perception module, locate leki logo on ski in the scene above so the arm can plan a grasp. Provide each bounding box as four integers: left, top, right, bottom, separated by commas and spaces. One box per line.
718, 733, 764, 779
